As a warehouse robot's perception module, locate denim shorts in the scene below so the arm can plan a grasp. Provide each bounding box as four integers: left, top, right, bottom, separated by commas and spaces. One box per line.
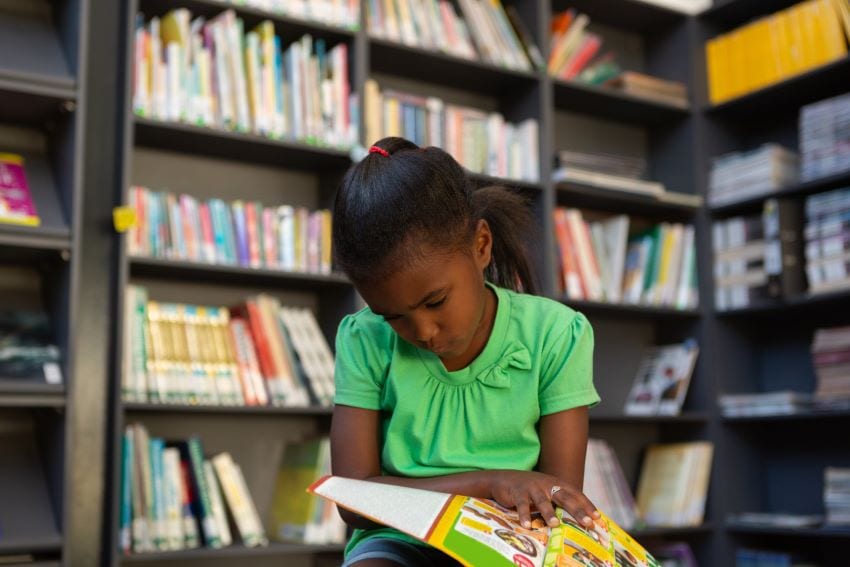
342, 538, 461, 567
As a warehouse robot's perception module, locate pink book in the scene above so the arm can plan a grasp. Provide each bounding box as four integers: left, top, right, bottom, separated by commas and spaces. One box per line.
0, 154, 39, 226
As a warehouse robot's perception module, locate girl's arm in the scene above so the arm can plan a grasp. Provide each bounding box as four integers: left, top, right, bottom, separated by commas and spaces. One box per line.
331, 404, 499, 529
331, 404, 598, 530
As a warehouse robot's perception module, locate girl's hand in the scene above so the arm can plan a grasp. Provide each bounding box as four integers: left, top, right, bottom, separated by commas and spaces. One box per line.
490, 470, 601, 530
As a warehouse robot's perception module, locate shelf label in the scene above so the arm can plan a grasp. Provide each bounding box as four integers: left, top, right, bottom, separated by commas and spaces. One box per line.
113, 206, 137, 233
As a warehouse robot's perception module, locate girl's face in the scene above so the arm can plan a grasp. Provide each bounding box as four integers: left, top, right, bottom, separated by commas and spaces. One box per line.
357, 221, 494, 368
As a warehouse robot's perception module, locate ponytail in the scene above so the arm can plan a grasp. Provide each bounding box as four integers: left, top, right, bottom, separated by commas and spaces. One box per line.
472, 186, 538, 295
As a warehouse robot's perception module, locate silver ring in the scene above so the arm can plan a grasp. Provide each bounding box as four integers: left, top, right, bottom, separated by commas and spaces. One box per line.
550, 485, 563, 498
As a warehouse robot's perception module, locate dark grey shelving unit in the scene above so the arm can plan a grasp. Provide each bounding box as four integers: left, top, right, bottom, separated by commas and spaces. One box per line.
121, 542, 346, 562
0, 0, 92, 564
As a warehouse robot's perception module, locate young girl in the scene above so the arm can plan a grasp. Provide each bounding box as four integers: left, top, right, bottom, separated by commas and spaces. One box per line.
331, 137, 601, 567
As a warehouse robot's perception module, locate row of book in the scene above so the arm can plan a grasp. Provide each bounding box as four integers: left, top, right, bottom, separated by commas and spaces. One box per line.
368, 0, 537, 73
584, 439, 714, 530
801, 92, 850, 182
121, 424, 268, 554
623, 339, 699, 417
0, 306, 63, 385
0, 153, 39, 227
712, 197, 807, 310
132, 9, 356, 148
705, 0, 850, 105
554, 209, 698, 310
122, 286, 335, 407
120, 426, 345, 555
363, 80, 540, 182
126, 186, 333, 275
804, 187, 850, 295
228, 0, 360, 30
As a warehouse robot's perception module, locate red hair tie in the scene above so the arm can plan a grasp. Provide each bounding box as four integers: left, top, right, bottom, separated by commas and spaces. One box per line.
369, 145, 390, 158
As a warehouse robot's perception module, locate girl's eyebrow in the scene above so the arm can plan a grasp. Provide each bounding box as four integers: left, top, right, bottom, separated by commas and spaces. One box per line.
372, 287, 448, 318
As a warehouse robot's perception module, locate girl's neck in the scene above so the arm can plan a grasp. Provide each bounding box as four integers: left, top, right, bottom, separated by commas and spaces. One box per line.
440, 284, 497, 372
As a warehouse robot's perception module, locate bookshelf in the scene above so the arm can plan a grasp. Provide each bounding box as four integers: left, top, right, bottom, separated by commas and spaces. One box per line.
0, 0, 842, 565
0, 0, 92, 564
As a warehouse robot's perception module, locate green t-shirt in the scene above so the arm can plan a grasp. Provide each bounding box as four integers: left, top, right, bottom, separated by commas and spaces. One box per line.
333, 283, 600, 554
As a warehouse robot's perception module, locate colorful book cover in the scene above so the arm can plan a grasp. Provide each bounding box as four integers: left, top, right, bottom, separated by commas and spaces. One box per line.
0, 153, 39, 227
310, 476, 661, 567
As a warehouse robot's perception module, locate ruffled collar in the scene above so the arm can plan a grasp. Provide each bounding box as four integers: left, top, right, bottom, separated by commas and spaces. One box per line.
417, 283, 530, 387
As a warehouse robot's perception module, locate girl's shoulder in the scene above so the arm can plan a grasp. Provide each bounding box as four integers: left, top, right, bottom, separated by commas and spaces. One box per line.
336, 306, 397, 351
499, 286, 586, 329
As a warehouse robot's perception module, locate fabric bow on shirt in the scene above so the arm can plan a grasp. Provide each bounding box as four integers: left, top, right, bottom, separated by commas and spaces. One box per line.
476, 341, 531, 389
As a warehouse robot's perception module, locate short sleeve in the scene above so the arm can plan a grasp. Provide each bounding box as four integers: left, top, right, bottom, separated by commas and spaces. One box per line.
538, 312, 600, 415
333, 312, 392, 410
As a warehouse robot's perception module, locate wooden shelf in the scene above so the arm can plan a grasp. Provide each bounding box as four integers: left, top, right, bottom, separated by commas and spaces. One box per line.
0, 380, 65, 408
563, 298, 701, 320
124, 402, 332, 417
726, 520, 850, 538
710, 169, 850, 216
591, 412, 709, 424
553, 79, 689, 126
128, 256, 352, 289
122, 542, 345, 562
556, 182, 700, 219
369, 37, 540, 95
133, 118, 353, 171
706, 57, 850, 120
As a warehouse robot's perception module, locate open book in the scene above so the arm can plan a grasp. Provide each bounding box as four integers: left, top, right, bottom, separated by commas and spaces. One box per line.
309, 476, 660, 567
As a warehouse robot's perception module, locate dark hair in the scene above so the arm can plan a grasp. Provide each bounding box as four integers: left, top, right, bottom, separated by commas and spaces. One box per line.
332, 137, 537, 293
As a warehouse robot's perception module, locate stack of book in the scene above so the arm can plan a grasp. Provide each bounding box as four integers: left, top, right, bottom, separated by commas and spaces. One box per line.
635, 442, 714, 527
825, 467, 850, 526
604, 71, 688, 107
554, 209, 698, 310
800, 92, 850, 182
229, 0, 360, 30
705, 0, 849, 105
583, 439, 637, 530
367, 0, 476, 60
122, 287, 335, 408
127, 187, 333, 276
804, 188, 850, 295
363, 80, 539, 182
728, 511, 823, 528
719, 391, 815, 417
0, 153, 39, 227
713, 213, 769, 310
132, 9, 356, 149
624, 339, 699, 417
269, 437, 346, 544
120, 424, 268, 555
811, 325, 850, 406
708, 144, 799, 208
553, 150, 664, 197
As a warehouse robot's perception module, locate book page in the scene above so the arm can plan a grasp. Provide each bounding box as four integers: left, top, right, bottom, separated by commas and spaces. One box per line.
309, 476, 451, 540
427, 496, 550, 567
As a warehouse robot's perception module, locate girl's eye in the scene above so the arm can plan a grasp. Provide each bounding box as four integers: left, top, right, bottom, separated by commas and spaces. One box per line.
426, 297, 446, 309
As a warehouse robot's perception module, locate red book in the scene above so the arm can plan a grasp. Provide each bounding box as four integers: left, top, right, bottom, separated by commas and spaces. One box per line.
198, 202, 215, 263
245, 202, 261, 268
560, 33, 602, 80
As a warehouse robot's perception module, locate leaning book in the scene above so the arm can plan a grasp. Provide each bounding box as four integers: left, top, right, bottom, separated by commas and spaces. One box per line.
309, 476, 661, 567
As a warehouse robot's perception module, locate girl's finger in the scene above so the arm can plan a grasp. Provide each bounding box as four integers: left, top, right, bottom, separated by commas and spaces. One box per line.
553, 491, 595, 528
515, 494, 532, 529
530, 488, 559, 528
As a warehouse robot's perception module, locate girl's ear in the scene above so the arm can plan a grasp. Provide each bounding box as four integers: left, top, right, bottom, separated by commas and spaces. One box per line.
473, 219, 493, 271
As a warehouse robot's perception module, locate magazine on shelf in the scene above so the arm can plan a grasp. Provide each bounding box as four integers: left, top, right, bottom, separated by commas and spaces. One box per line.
310, 475, 662, 567
624, 339, 699, 416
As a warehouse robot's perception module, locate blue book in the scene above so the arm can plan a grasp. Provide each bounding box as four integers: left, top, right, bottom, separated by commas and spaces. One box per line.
231, 201, 250, 266
149, 437, 166, 549
120, 427, 133, 553
208, 199, 228, 264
